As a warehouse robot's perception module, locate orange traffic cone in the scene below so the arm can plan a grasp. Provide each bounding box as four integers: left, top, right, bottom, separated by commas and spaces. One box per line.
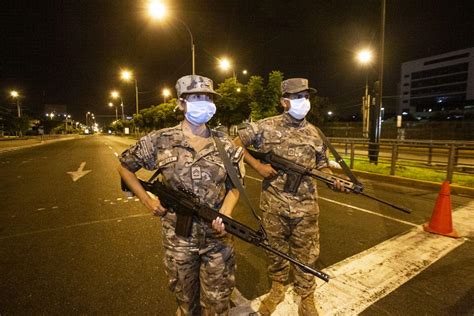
423, 181, 460, 238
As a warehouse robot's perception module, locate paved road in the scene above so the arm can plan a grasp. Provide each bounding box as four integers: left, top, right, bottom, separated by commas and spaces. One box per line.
0, 135, 472, 315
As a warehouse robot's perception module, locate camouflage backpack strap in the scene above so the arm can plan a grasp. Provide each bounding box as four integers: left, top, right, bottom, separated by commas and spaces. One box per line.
314, 126, 362, 186
212, 132, 267, 237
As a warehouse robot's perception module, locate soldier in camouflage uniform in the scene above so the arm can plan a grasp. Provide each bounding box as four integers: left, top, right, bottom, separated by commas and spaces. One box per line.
118, 75, 245, 316
236, 78, 346, 316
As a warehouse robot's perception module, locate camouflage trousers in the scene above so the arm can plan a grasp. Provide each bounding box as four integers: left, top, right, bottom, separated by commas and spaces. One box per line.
261, 211, 320, 297
161, 212, 236, 316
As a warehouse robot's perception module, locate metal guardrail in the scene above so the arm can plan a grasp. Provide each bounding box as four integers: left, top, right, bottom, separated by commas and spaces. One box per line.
328, 138, 474, 183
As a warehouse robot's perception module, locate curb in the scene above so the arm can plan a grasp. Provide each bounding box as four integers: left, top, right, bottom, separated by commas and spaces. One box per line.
350, 170, 474, 197
0, 136, 81, 154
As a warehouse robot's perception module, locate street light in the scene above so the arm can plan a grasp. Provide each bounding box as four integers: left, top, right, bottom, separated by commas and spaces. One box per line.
10, 90, 21, 117
162, 88, 171, 103
356, 48, 374, 138
120, 69, 139, 115
148, 1, 196, 74
85, 111, 90, 126
218, 57, 236, 79
108, 102, 118, 121
111, 90, 124, 120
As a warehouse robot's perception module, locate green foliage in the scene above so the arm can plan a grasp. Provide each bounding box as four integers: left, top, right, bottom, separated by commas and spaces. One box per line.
247, 71, 283, 121
132, 98, 181, 132
4, 116, 31, 136
213, 77, 251, 132
306, 96, 334, 125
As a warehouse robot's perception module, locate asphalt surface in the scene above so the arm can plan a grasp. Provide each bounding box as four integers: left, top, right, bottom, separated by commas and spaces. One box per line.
0, 135, 472, 315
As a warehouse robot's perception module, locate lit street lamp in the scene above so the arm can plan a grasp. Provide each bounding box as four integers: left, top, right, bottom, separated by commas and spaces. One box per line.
85, 111, 91, 126
10, 90, 21, 117
356, 48, 373, 138
148, 1, 196, 74
111, 90, 124, 120
162, 88, 171, 103
120, 69, 139, 115
218, 57, 236, 79
108, 102, 118, 121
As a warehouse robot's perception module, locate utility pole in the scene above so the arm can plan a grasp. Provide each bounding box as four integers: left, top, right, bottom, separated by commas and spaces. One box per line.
368, 0, 385, 164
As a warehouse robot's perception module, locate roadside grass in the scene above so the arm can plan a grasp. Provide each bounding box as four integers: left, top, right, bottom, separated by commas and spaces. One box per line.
339, 156, 474, 188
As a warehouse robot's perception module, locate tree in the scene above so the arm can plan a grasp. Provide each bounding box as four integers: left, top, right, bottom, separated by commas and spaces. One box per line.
133, 99, 181, 132
247, 71, 283, 121
213, 77, 251, 133
306, 96, 334, 125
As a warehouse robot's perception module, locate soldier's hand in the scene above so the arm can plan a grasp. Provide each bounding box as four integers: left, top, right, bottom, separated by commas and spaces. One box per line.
143, 193, 167, 216
257, 162, 278, 178
212, 217, 226, 236
331, 179, 350, 193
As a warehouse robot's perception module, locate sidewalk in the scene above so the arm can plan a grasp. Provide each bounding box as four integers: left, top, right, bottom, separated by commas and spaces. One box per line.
0, 135, 82, 153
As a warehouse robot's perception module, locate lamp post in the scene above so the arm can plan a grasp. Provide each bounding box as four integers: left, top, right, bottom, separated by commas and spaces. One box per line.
10, 91, 21, 117
109, 102, 118, 121
111, 90, 124, 120
148, 1, 196, 74
120, 70, 139, 115
162, 88, 171, 103
85, 111, 91, 126
356, 49, 373, 138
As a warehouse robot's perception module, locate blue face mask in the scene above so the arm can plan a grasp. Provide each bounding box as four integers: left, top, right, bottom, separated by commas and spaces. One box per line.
184, 100, 216, 125
287, 97, 311, 120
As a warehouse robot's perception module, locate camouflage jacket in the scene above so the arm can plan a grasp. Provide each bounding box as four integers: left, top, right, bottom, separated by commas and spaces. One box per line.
238, 113, 328, 217
119, 122, 244, 211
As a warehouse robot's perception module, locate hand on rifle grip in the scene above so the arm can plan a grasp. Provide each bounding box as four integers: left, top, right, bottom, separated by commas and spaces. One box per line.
256, 161, 278, 178
145, 191, 167, 216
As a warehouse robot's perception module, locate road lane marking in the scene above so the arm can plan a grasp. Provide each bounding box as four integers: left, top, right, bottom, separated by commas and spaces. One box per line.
0, 213, 151, 241
67, 161, 92, 182
319, 196, 417, 227
230, 201, 473, 315
244, 175, 416, 227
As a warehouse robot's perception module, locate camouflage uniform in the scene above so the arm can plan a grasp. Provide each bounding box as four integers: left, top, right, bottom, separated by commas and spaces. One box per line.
119, 75, 244, 315
238, 85, 328, 297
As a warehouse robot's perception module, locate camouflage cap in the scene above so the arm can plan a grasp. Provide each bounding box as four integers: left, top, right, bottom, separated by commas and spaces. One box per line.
281, 78, 317, 95
175, 75, 221, 98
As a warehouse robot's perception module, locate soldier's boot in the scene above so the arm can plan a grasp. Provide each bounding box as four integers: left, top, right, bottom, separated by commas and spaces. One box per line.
298, 293, 319, 316
258, 282, 285, 316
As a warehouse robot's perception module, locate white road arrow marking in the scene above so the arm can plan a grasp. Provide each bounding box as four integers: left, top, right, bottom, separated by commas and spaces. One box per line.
67, 161, 92, 182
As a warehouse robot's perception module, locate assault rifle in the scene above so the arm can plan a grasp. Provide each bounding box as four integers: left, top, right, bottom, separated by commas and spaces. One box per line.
246, 148, 411, 214
122, 179, 330, 282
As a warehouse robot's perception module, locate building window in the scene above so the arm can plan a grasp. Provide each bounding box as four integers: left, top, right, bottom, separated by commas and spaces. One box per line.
410, 83, 467, 97
423, 52, 469, 66
404, 74, 410, 78
411, 62, 468, 80
403, 83, 409, 87
411, 73, 468, 89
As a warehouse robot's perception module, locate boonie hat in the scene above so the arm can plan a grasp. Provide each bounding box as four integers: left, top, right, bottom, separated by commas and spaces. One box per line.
281, 78, 317, 95
175, 75, 221, 98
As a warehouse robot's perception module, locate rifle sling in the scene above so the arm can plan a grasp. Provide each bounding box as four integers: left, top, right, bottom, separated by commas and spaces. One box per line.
212, 132, 263, 224
314, 126, 362, 186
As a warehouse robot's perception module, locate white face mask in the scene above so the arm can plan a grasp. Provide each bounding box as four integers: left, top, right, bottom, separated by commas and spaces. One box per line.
184, 100, 216, 125
287, 97, 311, 120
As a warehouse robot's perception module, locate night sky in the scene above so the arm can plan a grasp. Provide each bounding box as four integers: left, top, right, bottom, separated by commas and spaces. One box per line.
1, 0, 473, 121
